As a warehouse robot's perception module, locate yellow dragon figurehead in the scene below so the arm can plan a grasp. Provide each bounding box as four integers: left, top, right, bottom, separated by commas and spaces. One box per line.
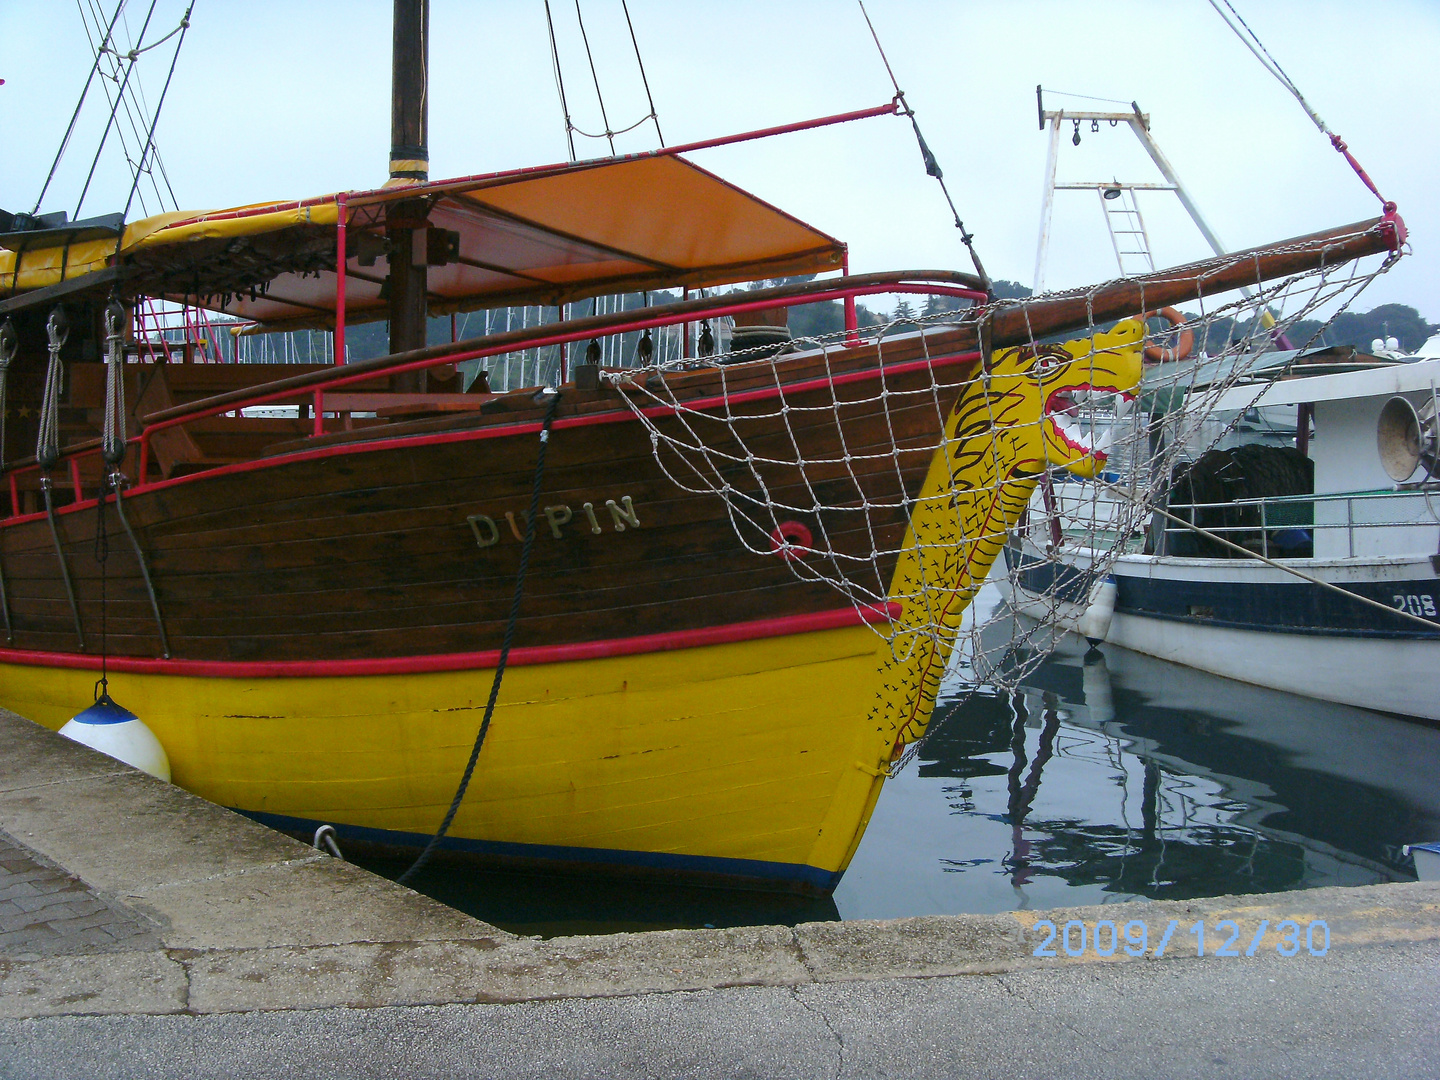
976, 318, 1146, 483
869, 318, 1144, 756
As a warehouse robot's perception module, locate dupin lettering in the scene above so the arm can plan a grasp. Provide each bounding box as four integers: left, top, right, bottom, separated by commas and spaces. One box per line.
468, 496, 640, 549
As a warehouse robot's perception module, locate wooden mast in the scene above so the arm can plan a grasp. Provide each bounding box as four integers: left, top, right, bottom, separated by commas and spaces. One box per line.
387, 0, 430, 389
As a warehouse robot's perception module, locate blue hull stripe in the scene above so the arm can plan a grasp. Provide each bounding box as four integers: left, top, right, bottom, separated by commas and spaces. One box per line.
237, 808, 843, 893
1004, 543, 1440, 640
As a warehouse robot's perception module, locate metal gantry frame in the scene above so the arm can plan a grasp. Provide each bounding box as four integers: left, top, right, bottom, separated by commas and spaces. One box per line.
1033, 87, 1236, 293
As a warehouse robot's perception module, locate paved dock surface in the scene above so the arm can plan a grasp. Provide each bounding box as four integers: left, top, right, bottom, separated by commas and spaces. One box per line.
1, 706, 1436, 1079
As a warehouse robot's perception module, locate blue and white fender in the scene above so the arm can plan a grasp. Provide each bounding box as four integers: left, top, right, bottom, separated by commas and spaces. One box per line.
59, 693, 171, 782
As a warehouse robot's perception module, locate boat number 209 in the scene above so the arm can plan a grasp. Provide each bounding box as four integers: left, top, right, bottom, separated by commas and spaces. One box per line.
1393, 593, 1438, 618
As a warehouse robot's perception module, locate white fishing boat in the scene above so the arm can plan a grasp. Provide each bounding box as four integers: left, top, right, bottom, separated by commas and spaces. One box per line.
999, 352, 1440, 722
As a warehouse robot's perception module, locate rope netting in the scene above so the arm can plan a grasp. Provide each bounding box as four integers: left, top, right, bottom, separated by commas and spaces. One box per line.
597, 234, 1398, 771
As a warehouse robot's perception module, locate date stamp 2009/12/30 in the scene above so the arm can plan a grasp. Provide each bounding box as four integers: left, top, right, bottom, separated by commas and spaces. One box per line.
1029, 918, 1329, 959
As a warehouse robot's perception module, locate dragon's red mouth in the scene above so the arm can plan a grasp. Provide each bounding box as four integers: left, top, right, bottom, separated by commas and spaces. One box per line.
1044, 385, 1136, 457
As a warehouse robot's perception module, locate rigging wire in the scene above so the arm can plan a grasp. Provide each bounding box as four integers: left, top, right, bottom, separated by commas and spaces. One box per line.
78, 0, 146, 214
101, 6, 189, 58
543, 0, 578, 161
110, 0, 179, 207
32, 0, 127, 214
566, 112, 655, 141
117, 2, 192, 226
552, 0, 662, 156
1042, 88, 1134, 107
619, 0, 663, 147
856, 0, 991, 292
572, 0, 615, 155
77, 0, 178, 216
1208, 0, 1394, 211
81, 0, 152, 215
74, 0, 160, 219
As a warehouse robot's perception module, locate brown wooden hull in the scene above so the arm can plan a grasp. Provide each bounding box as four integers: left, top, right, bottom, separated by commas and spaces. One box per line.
0, 328, 981, 664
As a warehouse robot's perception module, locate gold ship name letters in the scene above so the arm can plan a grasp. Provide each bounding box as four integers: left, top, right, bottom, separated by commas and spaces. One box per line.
468, 496, 641, 548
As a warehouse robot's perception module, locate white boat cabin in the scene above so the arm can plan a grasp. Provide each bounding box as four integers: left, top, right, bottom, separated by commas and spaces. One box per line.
1210, 358, 1440, 560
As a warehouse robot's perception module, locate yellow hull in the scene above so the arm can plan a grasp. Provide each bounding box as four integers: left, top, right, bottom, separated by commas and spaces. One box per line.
4, 621, 897, 891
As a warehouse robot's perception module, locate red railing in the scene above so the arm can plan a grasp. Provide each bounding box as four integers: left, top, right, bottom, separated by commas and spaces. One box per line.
132, 298, 232, 365
148, 277, 984, 465
1, 274, 986, 522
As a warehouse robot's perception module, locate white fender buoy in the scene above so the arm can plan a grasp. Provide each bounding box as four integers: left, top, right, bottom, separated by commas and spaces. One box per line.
59, 692, 171, 782
1078, 576, 1118, 648
1405, 842, 1440, 882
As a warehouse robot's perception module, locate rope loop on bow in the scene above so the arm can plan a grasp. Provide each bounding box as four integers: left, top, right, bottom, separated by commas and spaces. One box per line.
37, 307, 69, 473
102, 301, 128, 466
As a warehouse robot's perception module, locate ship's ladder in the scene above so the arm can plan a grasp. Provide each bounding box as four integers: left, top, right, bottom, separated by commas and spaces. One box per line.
1032, 90, 1228, 292
1099, 185, 1156, 278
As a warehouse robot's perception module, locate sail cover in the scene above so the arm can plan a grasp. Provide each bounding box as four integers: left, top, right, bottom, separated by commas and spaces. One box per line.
0, 154, 846, 330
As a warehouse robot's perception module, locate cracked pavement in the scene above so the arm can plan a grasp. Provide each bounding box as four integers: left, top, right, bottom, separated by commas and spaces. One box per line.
4, 942, 1436, 1079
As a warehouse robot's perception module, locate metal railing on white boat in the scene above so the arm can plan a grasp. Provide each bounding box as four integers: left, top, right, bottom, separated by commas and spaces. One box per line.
1161, 487, 1440, 559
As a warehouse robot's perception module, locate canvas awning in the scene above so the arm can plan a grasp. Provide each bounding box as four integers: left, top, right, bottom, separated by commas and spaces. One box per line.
0, 154, 847, 331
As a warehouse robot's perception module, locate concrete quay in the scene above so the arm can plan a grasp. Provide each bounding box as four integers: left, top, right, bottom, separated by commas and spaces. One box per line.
0, 706, 1436, 1079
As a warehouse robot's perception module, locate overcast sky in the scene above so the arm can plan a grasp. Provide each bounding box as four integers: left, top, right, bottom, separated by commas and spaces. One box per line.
3, 1, 1436, 321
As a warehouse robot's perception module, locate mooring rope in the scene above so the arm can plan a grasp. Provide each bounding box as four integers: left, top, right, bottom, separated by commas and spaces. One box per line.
397, 391, 563, 887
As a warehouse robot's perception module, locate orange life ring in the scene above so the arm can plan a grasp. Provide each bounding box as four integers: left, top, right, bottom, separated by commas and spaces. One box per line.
1143, 307, 1194, 364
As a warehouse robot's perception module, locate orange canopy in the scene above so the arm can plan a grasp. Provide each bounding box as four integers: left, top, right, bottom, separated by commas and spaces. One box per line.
2, 154, 847, 331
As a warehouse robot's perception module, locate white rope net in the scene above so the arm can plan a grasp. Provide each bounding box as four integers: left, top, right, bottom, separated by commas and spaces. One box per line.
600, 239, 1400, 769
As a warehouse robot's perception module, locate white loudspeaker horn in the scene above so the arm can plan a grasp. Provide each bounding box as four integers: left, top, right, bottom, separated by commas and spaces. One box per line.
1377, 395, 1439, 482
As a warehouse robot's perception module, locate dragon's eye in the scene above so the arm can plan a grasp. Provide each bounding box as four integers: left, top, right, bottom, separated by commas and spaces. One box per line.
1031, 353, 1062, 380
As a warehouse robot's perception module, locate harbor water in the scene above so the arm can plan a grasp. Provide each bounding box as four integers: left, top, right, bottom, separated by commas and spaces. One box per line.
357, 587, 1440, 937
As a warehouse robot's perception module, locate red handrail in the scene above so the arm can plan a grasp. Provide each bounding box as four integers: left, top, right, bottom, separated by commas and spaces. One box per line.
141, 280, 982, 439
4, 276, 985, 519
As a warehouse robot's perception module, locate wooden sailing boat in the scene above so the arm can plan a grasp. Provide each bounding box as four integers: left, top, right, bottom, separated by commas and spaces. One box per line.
0, 2, 1404, 892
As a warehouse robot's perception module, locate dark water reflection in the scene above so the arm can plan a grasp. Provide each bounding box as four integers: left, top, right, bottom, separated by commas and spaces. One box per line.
350, 853, 838, 939
362, 599, 1440, 935
836, 609, 1438, 919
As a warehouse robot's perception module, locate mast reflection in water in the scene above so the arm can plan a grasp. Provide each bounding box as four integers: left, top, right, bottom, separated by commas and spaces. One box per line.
835, 601, 1440, 918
